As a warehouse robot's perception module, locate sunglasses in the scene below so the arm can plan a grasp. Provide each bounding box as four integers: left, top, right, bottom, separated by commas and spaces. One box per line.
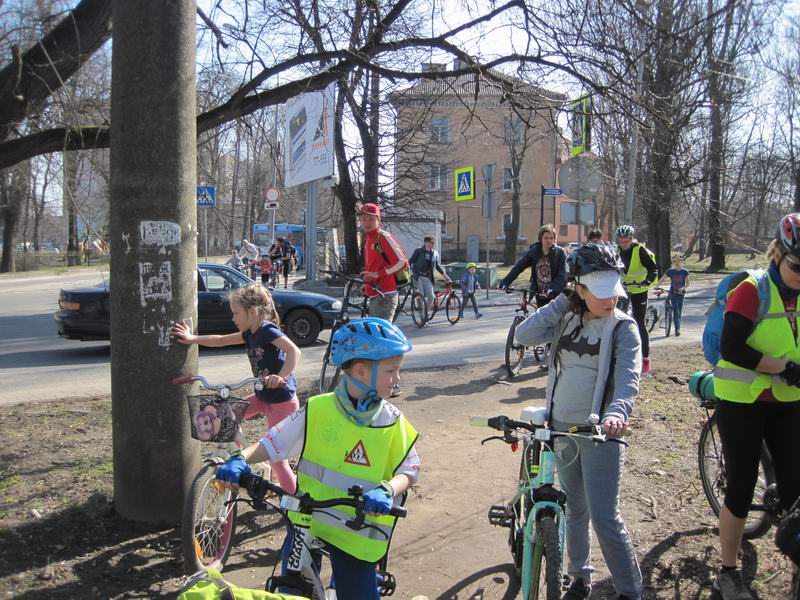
785, 257, 800, 273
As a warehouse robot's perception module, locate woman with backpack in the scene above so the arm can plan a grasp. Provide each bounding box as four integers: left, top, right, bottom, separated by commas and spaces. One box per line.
514, 243, 643, 600
710, 213, 800, 600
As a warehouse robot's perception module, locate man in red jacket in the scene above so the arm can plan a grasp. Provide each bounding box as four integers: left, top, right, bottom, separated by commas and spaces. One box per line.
359, 203, 408, 321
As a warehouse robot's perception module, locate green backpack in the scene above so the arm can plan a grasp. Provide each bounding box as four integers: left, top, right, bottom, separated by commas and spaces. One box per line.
177, 569, 307, 600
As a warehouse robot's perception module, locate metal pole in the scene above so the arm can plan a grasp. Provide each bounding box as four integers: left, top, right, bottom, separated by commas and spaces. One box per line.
486, 217, 491, 300
577, 159, 584, 245
203, 208, 208, 261
270, 206, 276, 248
540, 185, 545, 227
305, 179, 319, 281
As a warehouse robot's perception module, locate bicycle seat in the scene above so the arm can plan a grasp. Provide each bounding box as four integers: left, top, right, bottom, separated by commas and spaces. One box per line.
520, 406, 547, 426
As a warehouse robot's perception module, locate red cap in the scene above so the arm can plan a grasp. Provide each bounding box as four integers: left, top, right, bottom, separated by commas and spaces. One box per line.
358, 203, 381, 217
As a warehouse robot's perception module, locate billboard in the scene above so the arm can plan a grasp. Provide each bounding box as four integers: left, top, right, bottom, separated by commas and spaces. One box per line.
284, 83, 336, 188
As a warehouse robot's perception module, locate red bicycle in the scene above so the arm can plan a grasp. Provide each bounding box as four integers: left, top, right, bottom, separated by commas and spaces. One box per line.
414, 280, 461, 327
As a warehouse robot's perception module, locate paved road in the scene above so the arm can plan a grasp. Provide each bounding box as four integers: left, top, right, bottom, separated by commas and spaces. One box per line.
0, 269, 715, 405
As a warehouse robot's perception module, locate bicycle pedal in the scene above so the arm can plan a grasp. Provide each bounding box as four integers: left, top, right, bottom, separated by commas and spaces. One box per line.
376, 569, 396, 596
488, 505, 514, 528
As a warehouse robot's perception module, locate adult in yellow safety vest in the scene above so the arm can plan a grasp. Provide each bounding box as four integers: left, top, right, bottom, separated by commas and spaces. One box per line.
709, 213, 800, 600
615, 225, 658, 373
216, 317, 420, 600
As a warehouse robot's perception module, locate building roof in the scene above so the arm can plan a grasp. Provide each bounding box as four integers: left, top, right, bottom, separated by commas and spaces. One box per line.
389, 66, 567, 107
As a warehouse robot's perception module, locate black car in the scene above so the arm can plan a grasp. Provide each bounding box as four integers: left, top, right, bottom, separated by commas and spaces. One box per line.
54, 262, 341, 347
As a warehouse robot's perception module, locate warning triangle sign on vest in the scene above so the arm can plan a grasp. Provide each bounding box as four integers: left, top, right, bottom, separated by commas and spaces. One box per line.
344, 440, 371, 467
458, 172, 471, 194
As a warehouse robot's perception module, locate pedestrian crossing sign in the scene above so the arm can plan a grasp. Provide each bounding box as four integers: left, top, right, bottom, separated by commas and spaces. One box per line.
454, 166, 475, 202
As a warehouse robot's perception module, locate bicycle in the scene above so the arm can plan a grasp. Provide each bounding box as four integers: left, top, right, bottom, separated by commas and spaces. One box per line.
174, 373, 265, 574
690, 373, 780, 539
234, 471, 406, 598
317, 269, 374, 394
413, 280, 461, 327
392, 282, 427, 328
470, 408, 626, 600
643, 287, 671, 336
504, 288, 548, 377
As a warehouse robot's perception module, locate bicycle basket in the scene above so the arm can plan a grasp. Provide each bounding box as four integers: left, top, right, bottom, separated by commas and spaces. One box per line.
187, 395, 249, 443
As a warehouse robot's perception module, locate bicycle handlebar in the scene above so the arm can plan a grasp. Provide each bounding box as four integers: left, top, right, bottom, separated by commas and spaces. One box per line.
320, 269, 385, 297
504, 287, 530, 295
469, 414, 629, 445
171, 374, 264, 392
239, 473, 407, 519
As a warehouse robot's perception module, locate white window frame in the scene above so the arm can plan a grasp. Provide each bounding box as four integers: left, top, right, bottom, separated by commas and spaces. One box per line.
428, 164, 447, 191
431, 117, 449, 144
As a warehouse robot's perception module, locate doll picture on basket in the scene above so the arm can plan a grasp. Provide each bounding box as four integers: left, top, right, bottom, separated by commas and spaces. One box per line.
192, 404, 222, 441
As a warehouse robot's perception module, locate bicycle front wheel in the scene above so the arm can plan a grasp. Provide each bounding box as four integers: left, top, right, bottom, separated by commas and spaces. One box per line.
645, 305, 658, 332
505, 316, 526, 377
524, 514, 562, 600
446, 293, 461, 324
698, 413, 774, 539
319, 342, 341, 393
181, 462, 238, 574
411, 291, 427, 327
664, 303, 672, 337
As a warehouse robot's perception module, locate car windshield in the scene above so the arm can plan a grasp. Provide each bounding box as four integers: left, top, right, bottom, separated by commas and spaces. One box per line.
199, 265, 251, 292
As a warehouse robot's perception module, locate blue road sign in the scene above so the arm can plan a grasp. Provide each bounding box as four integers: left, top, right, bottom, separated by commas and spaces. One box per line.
543, 187, 562, 196
197, 186, 217, 207
454, 167, 475, 202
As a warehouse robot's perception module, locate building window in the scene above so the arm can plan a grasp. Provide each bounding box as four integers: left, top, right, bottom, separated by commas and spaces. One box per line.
559, 224, 568, 237
504, 116, 523, 146
429, 164, 447, 191
503, 167, 516, 192
431, 117, 449, 144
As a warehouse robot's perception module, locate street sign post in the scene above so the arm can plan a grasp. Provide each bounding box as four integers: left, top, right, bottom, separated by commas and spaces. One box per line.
540, 186, 562, 226
558, 155, 601, 244
197, 186, 217, 260
481, 164, 496, 300
454, 167, 475, 202
264, 187, 281, 245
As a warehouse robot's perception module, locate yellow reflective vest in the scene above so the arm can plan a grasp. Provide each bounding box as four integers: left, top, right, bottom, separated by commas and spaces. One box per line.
293, 392, 418, 563
714, 274, 800, 403
620, 243, 656, 294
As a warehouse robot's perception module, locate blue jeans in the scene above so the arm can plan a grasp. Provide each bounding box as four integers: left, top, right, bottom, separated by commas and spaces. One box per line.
281, 527, 379, 599
669, 292, 685, 332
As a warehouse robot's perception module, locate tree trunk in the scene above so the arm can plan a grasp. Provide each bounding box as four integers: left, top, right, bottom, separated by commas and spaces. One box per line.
333, 82, 360, 274
363, 69, 380, 203
228, 123, 240, 248
64, 151, 81, 266
0, 169, 24, 272
794, 165, 800, 212
32, 165, 50, 252
503, 164, 521, 265
109, 0, 199, 523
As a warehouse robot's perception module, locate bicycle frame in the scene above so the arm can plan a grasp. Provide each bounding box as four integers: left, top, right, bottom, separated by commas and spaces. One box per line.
429, 282, 456, 317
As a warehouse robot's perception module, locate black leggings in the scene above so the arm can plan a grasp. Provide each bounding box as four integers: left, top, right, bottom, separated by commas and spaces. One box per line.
629, 293, 650, 357
716, 399, 800, 518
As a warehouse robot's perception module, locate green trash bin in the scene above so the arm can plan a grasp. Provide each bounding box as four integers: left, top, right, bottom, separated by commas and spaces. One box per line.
445, 262, 497, 289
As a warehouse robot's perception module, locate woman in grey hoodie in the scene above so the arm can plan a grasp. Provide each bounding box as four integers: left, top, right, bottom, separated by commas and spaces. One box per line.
514, 243, 643, 600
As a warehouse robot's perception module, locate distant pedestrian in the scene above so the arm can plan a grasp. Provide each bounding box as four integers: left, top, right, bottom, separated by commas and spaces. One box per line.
459, 262, 483, 319
225, 250, 244, 272
260, 255, 273, 287
658, 255, 690, 336
409, 235, 450, 316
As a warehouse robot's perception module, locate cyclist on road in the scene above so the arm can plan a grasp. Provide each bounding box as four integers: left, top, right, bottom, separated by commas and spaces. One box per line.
215, 318, 420, 600
514, 243, 644, 600
498, 223, 567, 308
657, 254, 689, 336
359, 203, 408, 321
409, 235, 451, 315
615, 225, 658, 374
171, 284, 301, 494
238, 238, 260, 274
710, 213, 800, 600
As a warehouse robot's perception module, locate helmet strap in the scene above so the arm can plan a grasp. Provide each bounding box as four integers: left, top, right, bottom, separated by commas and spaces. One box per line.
342, 360, 382, 413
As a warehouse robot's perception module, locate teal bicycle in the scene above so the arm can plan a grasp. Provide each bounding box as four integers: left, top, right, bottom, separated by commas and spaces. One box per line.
471, 407, 625, 600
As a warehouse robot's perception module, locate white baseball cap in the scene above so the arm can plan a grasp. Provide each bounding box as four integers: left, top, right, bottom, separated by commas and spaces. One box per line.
576, 270, 626, 299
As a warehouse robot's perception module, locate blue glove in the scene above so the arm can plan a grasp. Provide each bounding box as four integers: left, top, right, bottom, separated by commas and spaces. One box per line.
215, 454, 251, 486
363, 486, 393, 515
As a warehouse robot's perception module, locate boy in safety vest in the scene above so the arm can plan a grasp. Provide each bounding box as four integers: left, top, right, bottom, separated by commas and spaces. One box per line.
215, 317, 420, 600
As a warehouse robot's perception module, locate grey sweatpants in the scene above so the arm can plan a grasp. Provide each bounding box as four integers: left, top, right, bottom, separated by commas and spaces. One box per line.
416, 276, 435, 313
367, 293, 399, 321
553, 432, 643, 599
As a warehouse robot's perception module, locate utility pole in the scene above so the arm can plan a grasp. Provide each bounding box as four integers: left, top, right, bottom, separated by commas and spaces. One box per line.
109, 0, 200, 523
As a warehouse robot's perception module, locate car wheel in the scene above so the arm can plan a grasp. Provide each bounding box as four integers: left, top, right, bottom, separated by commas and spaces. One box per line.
284, 308, 321, 347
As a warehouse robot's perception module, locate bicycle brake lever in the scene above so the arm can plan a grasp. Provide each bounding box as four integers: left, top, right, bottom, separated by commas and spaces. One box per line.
481, 435, 507, 445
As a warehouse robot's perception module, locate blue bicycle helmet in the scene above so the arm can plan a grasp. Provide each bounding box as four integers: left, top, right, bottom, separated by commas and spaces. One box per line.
330, 317, 411, 367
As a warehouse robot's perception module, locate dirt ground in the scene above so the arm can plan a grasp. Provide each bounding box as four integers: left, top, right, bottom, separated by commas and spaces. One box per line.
0, 343, 794, 599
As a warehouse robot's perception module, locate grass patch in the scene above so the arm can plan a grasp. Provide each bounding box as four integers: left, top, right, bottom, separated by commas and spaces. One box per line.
0, 474, 21, 492
683, 252, 768, 273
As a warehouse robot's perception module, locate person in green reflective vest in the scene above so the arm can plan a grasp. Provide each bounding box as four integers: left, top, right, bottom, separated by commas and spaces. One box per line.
216, 317, 420, 600
711, 213, 800, 600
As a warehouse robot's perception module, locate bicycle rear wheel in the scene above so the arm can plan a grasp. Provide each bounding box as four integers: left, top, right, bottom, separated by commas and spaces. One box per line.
319, 342, 341, 393
645, 305, 658, 332
505, 316, 526, 377
698, 413, 774, 539
523, 514, 562, 600
182, 462, 238, 574
446, 293, 461, 324
411, 291, 427, 328
664, 303, 672, 337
